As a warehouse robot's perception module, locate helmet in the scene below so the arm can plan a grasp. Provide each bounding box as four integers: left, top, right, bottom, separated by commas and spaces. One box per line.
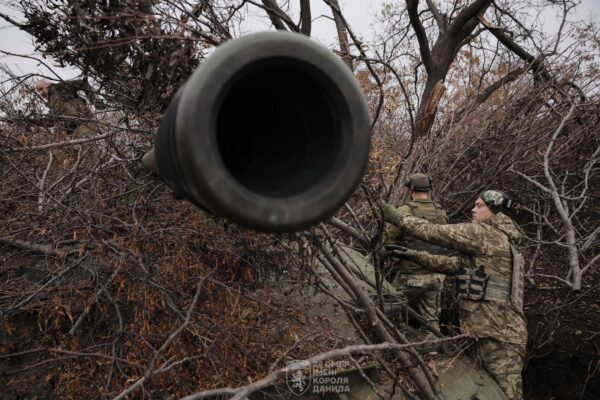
404, 173, 432, 192
479, 190, 514, 213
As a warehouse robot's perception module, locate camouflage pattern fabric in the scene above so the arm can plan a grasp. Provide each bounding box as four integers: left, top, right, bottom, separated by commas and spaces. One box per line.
395, 280, 443, 330
391, 212, 527, 398
46, 80, 93, 135
416, 280, 442, 328
478, 338, 525, 400
385, 199, 448, 330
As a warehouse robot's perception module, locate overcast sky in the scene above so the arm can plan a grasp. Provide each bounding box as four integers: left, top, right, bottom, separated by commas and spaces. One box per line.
1, 0, 599, 80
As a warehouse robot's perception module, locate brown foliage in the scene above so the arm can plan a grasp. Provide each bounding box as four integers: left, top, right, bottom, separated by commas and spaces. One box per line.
0, 106, 347, 397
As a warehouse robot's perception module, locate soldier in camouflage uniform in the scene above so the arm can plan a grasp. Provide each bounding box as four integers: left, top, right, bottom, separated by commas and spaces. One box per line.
385, 173, 449, 335
35, 78, 101, 135
382, 190, 527, 399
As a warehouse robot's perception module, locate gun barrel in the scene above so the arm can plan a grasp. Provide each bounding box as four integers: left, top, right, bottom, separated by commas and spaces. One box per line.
153, 31, 371, 232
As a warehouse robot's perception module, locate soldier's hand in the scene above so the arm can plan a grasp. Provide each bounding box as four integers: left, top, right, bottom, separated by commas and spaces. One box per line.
380, 202, 399, 223
384, 244, 418, 260
385, 245, 428, 274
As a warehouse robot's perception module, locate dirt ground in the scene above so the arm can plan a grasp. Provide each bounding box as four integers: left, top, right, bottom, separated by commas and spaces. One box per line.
523, 276, 600, 399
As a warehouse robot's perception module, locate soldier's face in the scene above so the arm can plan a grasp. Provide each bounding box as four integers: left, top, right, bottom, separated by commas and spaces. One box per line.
35, 81, 50, 99
471, 198, 493, 223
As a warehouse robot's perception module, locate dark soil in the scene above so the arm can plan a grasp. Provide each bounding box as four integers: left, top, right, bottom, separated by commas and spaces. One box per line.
523, 280, 600, 400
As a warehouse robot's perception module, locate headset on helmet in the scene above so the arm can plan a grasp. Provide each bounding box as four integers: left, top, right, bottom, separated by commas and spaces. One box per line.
404, 173, 432, 192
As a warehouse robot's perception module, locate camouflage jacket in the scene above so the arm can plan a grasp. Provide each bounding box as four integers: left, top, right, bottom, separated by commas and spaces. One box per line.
47, 79, 93, 119
385, 199, 448, 287
393, 212, 527, 347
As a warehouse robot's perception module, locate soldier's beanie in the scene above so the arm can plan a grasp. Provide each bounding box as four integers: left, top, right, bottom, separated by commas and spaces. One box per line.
404, 173, 432, 192
479, 190, 514, 214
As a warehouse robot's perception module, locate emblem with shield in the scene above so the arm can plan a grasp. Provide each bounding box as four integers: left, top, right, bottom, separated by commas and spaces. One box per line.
285, 360, 312, 395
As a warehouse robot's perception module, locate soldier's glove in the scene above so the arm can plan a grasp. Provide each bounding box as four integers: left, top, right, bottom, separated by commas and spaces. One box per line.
384, 244, 418, 260
399, 263, 428, 275
386, 245, 428, 275
380, 202, 401, 224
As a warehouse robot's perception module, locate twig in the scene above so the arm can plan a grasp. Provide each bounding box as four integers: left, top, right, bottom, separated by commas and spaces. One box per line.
7, 133, 110, 152
315, 234, 439, 400
328, 217, 370, 247
69, 266, 119, 336
179, 334, 467, 400
0, 237, 71, 258
37, 149, 53, 212
2, 256, 87, 321
111, 282, 204, 400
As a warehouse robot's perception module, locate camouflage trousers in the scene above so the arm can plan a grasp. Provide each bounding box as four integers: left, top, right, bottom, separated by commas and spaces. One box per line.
477, 338, 525, 400
396, 279, 442, 331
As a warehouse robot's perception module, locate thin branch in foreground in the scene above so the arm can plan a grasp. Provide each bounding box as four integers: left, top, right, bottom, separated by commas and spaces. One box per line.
6, 132, 111, 152
0, 237, 72, 257
179, 334, 468, 400
111, 281, 204, 400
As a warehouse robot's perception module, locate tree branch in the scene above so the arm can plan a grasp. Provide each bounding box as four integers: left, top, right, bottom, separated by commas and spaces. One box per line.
541, 104, 582, 289
323, 0, 385, 127
299, 0, 311, 36
112, 282, 204, 400
328, 0, 352, 69
425, 0, 447, 32
179, 335, 466, 400
474, 65, 527, 105
258, 0, 298, 32
37, 149, 53, 212
478, 14, 550, 80
406, 0, 433, 72
0, 237, 71, 257
7, 132, 111, 152
359, 54, 416, 137
328, 217, 370, 248
0, 11, 23, 28
315, 234, 439, 400
447, 0, 491, 38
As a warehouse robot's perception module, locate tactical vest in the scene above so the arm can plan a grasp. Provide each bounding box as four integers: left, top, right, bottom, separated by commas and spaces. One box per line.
455, 238, 524, 311
399, 201, 448, 254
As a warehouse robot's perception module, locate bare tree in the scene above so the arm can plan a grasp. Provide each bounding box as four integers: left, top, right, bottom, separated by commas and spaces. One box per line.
510, 102, 600, 291
374, 0, 579, 138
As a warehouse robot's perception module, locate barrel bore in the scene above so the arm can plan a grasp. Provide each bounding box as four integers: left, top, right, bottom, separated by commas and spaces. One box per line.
154, 32, 371, 232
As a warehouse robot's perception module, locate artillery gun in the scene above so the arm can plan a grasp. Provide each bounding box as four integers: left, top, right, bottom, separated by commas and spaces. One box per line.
143, 31, 371, 232
143, 32, 507, 399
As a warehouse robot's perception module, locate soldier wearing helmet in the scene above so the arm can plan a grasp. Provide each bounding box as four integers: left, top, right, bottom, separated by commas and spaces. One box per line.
382, 190, 527, 399
384, 173, 449, 338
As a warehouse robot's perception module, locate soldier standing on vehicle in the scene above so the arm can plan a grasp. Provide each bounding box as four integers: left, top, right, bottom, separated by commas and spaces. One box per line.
382, 190, 527, 399
35, 78, 102, 135
384, 173, 448, 337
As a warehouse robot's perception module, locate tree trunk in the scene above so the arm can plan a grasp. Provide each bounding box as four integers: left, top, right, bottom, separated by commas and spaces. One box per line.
415, 78, 446, 137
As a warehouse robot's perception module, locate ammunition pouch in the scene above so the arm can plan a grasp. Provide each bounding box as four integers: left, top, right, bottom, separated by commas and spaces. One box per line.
484, 276, 512, 303
456, 267, 514, 304
456, 266, 489, 301
455, 232, 524, 309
